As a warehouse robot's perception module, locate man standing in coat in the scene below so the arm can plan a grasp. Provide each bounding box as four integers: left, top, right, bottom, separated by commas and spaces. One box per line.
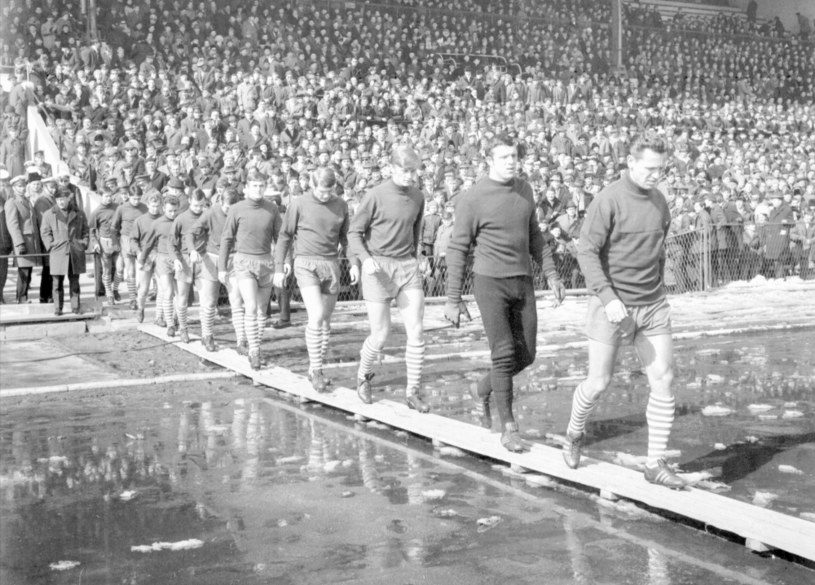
765, 191, 795, 279
4, 175, 42, 303
40, 187, 89, 315
0, 170, 14, 302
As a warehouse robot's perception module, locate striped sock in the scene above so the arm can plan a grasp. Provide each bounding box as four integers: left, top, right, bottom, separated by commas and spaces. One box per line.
113, 270, 121, 294
646, 394, 675, 464
567, 383, 598, 436
201, 305, 216, 337
232, 306, 246, 344
321, 325, 331, 363
245, 312, 259, 353
305, 325, 323, 373
163, 293, 174, 330
103, 271, 113, 297
127, 276, 137, 302
405, 341, 425, 390
357, 337, 380, 380
177, 300, 188, 331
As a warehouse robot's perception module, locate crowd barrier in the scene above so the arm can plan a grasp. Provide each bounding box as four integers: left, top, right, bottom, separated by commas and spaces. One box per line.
0, 250, 103, 310
3, 222, 807, 307
290, 222, 811, 301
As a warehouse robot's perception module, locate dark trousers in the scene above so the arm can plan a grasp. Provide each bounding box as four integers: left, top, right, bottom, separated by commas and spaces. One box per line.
53, 265, 81, 313
473, 274, 537, 426
40, 263, 52, 302
16, 266, 32, 302
0, 255, 8, 301
93, 254, 106, 296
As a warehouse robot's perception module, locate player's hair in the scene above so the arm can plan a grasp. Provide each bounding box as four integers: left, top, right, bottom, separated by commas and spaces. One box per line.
164, 196, 180, 207
484, 132, 518, 158
146, 192, 162, 205
246, 169, 267, 184
221, 188, 239, 205
629, 131, 672, 158
390, 144, 420, 170
190, 188, 207, 203
311, 166, 337, 189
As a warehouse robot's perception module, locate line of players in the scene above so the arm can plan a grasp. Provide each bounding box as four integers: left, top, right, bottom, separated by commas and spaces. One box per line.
109, 133, 684, 489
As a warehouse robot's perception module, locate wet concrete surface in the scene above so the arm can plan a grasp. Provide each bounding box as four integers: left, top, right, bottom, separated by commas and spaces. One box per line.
0, 339, 120, 389
1, 282, 814, 582
2, 380, 813, 585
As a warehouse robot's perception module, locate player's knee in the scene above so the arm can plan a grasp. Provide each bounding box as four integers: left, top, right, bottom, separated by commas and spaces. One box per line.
403, 322, 423, 343
584, 375, 612, 397
651, 366, 674, 388
368, 329, 389, 349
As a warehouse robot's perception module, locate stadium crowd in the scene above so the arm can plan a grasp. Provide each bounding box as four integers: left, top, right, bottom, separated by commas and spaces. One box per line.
1, 0, 814, 308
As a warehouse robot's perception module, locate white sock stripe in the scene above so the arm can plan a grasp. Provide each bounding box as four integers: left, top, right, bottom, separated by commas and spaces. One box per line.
306, 326, 323, 371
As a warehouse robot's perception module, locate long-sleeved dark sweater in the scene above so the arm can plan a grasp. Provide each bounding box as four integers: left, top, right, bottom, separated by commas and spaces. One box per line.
218, 198, 281, 272
89, 201, 117, 244
190, 205, 228, 255
348, 179, 424, 261
445, 177, 557, 303
111, 201, 148, 239
130, 212, 161, 254
577, 171, 671, 307
275, 192, 349, 267
138, 215, 175, 263
170, 208, 204, 261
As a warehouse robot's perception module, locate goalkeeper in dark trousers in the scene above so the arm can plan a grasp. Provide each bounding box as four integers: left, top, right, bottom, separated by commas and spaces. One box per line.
444, 133, 565, 453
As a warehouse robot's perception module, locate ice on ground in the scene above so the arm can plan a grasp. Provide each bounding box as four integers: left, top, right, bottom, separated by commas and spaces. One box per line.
276, 455, 303, 464
778, 465, 804, 475
714, 443, 727, 450
782, 410, 804, 419
119, 490, 138, 501
421, 489, 446, 500
476, 516, 501, 528
614, 453, 647, 469
800, 512, 815, 523
432, 507, 461, 518
49, 560, 80, 571
678, 470, 715, 483
131, 539, 204, 553
747, 404, 774, 413
752, 491, 778, 507
437, 446, 466, 457
702, 405, 735, 416
706, 374, 725, 385
323, 460, 341, 472
695, 480, 731, 492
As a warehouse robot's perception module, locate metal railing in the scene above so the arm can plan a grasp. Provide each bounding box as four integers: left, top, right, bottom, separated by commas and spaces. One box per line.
0, 251, 103, 311
4, 223, 808, 310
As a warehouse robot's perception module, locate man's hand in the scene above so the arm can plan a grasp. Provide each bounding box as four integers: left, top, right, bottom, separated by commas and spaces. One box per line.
443, 300, 471, 329
349, 264, 360, 285
362, 257, 381, 275
173, 259, 183, 273
418, 256, 430, 276
272, 272, 286, 288
604, 299, 629, 324
548, 277, 566, 307
218, 270, 227, 285
189, 250, 201, 263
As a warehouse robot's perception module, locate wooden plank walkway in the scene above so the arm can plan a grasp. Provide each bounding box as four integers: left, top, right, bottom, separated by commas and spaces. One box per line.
139, 323, 815, 562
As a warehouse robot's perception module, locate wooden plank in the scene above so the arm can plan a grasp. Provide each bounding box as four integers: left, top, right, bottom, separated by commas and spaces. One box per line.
139, 323, 815, 562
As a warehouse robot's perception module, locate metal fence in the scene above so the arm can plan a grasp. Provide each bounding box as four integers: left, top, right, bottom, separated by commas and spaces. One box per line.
0, 251, 102, 309
2, 223, 807, 306
664, 222, 807, 293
